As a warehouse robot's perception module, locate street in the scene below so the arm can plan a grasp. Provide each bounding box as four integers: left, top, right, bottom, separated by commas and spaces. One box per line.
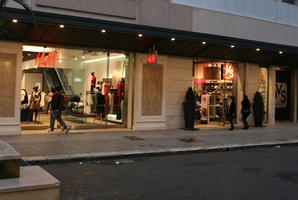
42, 146, 298, 200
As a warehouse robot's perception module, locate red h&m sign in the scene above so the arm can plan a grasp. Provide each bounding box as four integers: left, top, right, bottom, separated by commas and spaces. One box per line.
147, 54, 156, 65
34, 51, 58, 67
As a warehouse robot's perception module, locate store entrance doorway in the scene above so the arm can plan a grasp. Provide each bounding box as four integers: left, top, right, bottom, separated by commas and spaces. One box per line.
193, 60, 238, 127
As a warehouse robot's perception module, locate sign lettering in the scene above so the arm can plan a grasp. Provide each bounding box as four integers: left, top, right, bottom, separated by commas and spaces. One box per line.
275, 82, 287, 108
34, 51, 57, 67
222, 64, 234, 80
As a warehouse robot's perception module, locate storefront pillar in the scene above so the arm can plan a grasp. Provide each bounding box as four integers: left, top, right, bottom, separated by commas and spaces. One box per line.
244, 63, 259, 126
126, 52, 135, 129
0, 41, 22, 135
268, 66, 276, 125
236, 63, 245, 124
132, 53, 167, 130
292, 68, 298, 123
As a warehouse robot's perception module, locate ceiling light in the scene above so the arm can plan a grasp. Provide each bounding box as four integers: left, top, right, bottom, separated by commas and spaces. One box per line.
101, 29, 106, 33
81, 56, 86, 59
58, 60, 62, 63
171, 37, 175, 41
59, 24, 64, 28
202, 41, 206, 45
23, 45, 55, 53
256, 48, 260, 51
12, 19, 18, 23
138, 34, 143, 37
84, 55, 126, 64
279, 51, 283, 54
230, 45, 235, 48
28, 53, 31, 56
74, 57, 78, 61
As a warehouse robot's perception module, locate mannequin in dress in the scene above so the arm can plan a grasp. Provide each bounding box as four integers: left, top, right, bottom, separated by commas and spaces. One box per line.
91, 72, 96, 93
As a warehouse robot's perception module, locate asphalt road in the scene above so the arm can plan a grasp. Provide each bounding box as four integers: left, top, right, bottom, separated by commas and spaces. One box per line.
41, 146, 298, 200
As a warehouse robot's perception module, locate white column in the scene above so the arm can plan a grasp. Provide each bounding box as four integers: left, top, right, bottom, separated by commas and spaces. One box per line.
268, 66, 276, 125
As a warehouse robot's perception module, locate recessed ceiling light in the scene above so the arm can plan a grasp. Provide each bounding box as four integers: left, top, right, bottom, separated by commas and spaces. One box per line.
81, 56, 86, 59
171, 37, 175, 41
279, 51, 283, 54
101, 29, 106, 33
202, 41, 206, 45
256, 48, 260, 51
74, 57, 78, 61
138, 34, 143, 37
59, 24, 64, 28
58, 60, 62, 63
12, 19, 18, 23
230, 45, 235, 48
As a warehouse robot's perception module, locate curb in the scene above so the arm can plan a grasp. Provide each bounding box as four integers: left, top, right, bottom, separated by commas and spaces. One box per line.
23, 140, 298, 165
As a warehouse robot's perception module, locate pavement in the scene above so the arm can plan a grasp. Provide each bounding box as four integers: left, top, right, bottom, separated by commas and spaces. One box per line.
0, 123, 298, 164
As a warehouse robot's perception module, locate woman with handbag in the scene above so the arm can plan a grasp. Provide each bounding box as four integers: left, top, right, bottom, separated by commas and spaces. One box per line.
241, 95, 251, 129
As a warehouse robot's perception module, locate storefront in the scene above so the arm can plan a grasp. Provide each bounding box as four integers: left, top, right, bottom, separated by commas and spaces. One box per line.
193, 60, 238, 126
20, 45, 129, 131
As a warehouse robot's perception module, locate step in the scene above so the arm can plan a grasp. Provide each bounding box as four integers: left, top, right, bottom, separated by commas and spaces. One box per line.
0, 166, 60, 200
0, 140, 20, 179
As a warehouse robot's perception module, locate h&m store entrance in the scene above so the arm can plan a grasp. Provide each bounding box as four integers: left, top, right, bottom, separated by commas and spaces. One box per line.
20, 45, 129, 132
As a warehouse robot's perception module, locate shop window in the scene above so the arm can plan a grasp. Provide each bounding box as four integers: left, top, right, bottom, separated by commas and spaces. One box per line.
193, 62, 236, 126
21, 46, 128, 130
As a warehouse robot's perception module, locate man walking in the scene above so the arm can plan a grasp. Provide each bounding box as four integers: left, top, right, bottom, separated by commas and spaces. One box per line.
48, 87, 69, 134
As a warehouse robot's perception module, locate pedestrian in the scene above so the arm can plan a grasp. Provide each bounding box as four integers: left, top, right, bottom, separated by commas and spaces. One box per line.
46, 87, 55, 114
241, 95, 251, 129
226, 95, 236, 130
48, 86, 69, 134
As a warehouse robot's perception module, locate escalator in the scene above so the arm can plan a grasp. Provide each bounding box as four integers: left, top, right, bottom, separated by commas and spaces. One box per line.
43, 68, 73, 95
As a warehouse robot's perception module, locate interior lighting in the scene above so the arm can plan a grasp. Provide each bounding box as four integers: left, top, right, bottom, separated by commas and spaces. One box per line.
81, 56, 86, 59
101, 29, 106, 33
279, 51, 283, 54
74, 57, 78, 61
58, 59, 62, 63
171, 37, 176, 41
12, 19, 18, 23
59, 24, 64, 28
202, 41, 206, 45
230, 45, 235, 48
84, 55, 126, 64
23, 45, 55, 53
138, 34, 143, 38
28, 53, 31, 56
256, 48, 260, 51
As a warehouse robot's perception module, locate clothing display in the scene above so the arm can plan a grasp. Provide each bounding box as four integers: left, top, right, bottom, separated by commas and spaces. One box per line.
91, 73, 96, 92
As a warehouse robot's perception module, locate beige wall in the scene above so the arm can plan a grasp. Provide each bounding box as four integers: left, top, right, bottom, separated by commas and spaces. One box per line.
166, 57, 193, 129
0, 42, 22, 135
6, 0, 297, 47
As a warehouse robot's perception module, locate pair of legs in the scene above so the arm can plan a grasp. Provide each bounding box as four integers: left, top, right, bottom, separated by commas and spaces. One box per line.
229, 117, 234, 130
242, 113, 249, 129
50, 109, 67, 131
29, 110, 39, 122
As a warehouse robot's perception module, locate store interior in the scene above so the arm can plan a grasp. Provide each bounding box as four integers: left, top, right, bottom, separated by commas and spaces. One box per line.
20, 45, 128, 131
193, 59, 237, 126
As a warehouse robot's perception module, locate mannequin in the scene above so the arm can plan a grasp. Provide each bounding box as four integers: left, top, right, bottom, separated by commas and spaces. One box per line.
91, 72, 96, 93
29, 86, 41, 123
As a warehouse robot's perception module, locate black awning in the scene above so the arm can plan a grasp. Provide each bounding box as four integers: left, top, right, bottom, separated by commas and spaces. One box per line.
2, 7, 298, 66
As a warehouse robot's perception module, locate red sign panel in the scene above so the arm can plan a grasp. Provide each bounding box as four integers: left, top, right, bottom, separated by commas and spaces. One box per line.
147, 54, 156, 65
34, 51, 58, 67
222, 64, 235, 80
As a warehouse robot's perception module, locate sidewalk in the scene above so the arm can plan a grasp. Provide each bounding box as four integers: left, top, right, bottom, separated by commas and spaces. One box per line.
0, 124, 298, 164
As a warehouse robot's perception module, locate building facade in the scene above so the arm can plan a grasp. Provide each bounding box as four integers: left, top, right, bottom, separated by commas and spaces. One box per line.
0, 0, 297, 135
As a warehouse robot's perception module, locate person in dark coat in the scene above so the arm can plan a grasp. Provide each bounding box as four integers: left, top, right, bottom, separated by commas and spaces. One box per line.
241, 95, 251, 129
48, 87, 69, 134
227, 95, 236, 130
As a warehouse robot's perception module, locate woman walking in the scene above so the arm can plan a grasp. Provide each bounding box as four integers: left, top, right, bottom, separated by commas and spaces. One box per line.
241, 95, 251, 129
227, 95, 236, 130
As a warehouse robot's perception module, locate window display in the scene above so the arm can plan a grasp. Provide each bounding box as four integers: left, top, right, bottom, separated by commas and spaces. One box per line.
21, 46, 128, 131
193, 61, 236, 125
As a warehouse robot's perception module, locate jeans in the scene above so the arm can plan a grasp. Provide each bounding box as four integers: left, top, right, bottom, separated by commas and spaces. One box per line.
50, 109, 67, 131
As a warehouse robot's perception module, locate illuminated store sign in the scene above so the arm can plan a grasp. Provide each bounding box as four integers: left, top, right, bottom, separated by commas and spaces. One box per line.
34, 51, 58, 67
222, 64, 234, 80
147, 54, 156, 65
